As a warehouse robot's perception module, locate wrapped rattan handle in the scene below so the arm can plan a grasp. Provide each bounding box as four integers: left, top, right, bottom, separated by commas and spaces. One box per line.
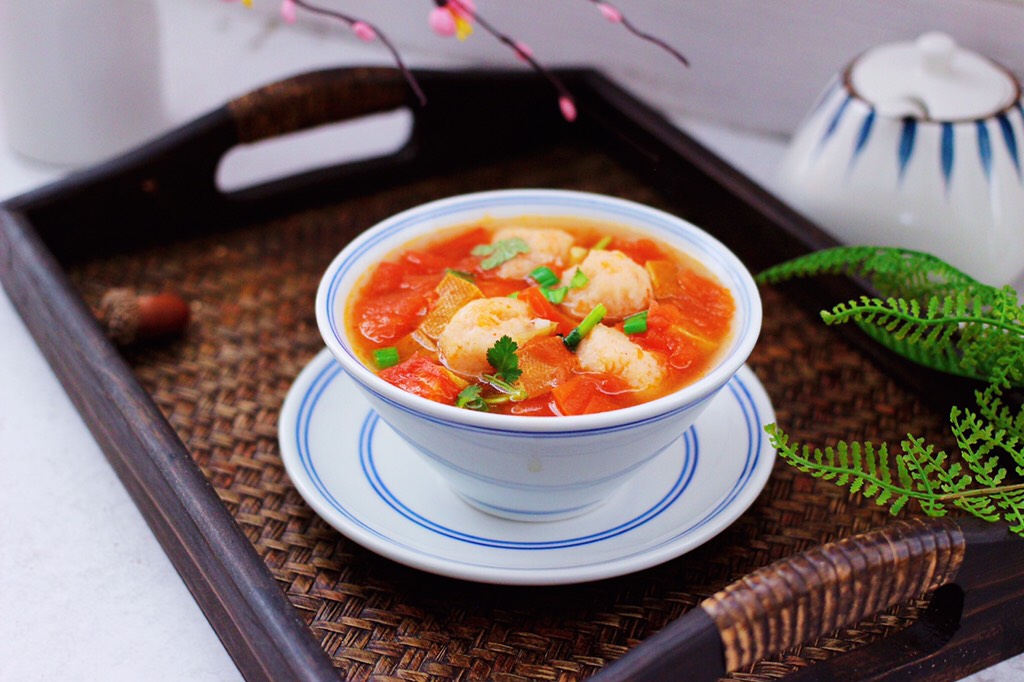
226, 66, 410, 144
590, 516, 1024, 682
701, 517, 965, 672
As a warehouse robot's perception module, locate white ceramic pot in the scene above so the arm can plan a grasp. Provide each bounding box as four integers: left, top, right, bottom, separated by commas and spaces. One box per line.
0, 0, 165, 167
777, 32, 1024, 286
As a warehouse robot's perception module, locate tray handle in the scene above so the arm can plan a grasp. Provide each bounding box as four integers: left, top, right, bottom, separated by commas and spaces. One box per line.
226, 66, 411, 144
705, 517, 963, 672
593, 517, 1024, 681
13, 66, 572, 260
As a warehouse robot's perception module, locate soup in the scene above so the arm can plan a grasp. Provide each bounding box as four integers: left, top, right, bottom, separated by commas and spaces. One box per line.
346, 217, 735, 416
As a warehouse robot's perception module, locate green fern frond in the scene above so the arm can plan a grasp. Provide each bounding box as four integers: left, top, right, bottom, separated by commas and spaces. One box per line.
755, 246, 986, 300
767, 424, 917, 517
759, 247, 1024, 539
758, 246, 1024, 382
995, 490, 1024, 535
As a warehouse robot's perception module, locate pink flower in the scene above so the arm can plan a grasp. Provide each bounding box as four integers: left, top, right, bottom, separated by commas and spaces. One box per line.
428, 6, 457, 36
352, 21, 376, 42
598, 3, 623, 23
280, 0, 296, 24
559, 96, 577, 122
429, 1, 475, 40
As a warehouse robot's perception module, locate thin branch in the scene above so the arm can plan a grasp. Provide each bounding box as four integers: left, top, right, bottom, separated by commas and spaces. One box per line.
937, 482, 1024, 501
584, 0, 689, 67
446, 0, 577, 119
291, 0, 427, 106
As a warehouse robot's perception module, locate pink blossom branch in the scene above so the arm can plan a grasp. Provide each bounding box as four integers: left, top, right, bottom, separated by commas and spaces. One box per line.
444, 0, 578, 121
233, 0, 689, 123
289, 0, 428, 106
586, 1, 689, 67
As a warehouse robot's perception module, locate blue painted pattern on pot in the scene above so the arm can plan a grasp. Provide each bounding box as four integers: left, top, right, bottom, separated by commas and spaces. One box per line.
779, 87, 1024, 285
816, 94, 1024, 191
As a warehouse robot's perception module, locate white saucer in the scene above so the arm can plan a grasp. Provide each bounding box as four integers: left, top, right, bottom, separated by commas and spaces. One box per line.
279, 349, 776, 586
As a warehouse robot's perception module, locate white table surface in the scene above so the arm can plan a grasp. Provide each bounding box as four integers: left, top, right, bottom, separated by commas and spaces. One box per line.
1, 3, 1021, 681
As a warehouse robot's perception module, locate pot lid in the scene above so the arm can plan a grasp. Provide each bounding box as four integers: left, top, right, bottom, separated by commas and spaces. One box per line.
848, 32, 1019, 121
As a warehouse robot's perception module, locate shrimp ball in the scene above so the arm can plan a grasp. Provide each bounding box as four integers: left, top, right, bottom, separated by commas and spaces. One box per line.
437, 297, 555, 377
492, 227, 575, 279
576, 324, 665, 391
561, 250, 652, 321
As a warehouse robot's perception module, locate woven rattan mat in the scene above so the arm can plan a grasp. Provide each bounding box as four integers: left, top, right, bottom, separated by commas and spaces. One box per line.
70, 145, 953, 681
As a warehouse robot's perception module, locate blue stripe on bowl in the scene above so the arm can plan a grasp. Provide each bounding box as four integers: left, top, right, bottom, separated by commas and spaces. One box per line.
359, 405, 699, 549
360, 417, 696, 528
292, 360, 765, 557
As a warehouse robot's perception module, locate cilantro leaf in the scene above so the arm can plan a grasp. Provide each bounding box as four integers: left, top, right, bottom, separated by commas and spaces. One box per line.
486, 335, 522, 383
456, 384, 488, 411
472, 238, 530, 270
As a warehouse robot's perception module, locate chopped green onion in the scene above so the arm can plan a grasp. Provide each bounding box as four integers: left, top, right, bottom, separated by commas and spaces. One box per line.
507, 291, 520, 299
529, 265, 560, 288
592, 236, 613, 250
569, 269, 589, 289
623, 310, 649, 335
373, 347, 400, 369
563, 303, 607, 351
542, 285, 568, 304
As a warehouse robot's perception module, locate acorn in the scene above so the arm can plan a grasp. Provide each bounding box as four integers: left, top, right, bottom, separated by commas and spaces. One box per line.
97, 288, 191, 346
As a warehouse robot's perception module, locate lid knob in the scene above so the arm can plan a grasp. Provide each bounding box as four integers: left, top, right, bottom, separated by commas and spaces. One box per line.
917, 32, 956, 75
850, 31, 1018, 121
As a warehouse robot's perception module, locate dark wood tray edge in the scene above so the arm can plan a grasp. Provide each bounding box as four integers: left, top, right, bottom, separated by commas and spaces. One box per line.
1, 195, 337, 681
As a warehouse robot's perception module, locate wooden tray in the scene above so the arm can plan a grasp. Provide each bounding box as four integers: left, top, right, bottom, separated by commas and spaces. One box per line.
2, 67, 1023, 682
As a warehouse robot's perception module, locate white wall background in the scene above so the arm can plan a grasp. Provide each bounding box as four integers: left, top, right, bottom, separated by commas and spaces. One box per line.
224, 0, 1024, 138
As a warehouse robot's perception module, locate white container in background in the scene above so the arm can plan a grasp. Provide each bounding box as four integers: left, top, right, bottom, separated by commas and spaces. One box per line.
0, 1, 165, 167
777, 32, 1024, 286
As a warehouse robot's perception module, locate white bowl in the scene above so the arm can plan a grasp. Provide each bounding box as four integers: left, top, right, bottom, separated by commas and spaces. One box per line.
316, 189, 762, 521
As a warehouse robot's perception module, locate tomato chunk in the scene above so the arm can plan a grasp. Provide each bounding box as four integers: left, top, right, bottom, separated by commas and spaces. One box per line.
520, 286, 577, 336
359, 288, 431, 344
612, 238, 669, 265
365, 262, 406, 296
378, 355, 467, 404
552, 373, 634, 415
633, 301, 715, 380
476, 278, 527, 298
673, 270, 735, 337
517, 335, 578, 397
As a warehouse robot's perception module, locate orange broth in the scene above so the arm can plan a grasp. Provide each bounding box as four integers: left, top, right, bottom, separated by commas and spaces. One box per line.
346, 218, 735, 416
